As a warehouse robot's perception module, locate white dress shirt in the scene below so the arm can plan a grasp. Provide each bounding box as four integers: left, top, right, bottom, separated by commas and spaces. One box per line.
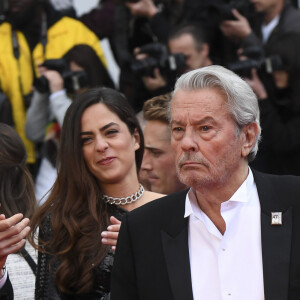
261, 15, 280, 44
185, 169, 264, 300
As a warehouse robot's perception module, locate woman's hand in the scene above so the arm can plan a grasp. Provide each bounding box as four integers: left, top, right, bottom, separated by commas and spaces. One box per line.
0, 214, 30, 269
101, 216, 121, 251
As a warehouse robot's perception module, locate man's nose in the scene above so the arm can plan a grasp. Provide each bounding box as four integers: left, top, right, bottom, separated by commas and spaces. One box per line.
180, 131, 198, 152
141, 151, 152, 170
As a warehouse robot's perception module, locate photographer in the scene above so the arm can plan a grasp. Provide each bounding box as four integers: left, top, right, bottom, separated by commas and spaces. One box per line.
131, 23, 212, 111
25, 45, 114, 204
220, 0, 300, 52
244, 33, 300, 175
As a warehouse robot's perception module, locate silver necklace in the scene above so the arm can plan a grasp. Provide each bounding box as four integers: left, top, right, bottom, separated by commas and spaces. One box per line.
102, 184, 145, 205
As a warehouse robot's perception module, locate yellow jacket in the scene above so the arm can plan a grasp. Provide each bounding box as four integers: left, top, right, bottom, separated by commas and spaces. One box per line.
0, 17, 106, 163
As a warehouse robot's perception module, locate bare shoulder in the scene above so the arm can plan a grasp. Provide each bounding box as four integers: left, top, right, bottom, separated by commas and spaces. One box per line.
134, 191, 165, 208
145, 191, 165, 201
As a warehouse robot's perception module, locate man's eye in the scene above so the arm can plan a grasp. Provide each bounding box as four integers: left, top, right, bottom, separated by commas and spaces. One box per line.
172, 127, 183, 132
201, 126, 210, 132
151, 151, 162, 157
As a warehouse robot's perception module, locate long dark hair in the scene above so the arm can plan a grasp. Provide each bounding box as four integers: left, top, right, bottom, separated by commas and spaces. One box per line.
0, 123, 36, 218
63, 44, 115, 89
29, 87, 144, 294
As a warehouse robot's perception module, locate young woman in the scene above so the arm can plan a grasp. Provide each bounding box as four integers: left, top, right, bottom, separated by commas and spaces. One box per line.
26, 44, 114, 204
29, 87, 164, 299
0, 123, 37, 299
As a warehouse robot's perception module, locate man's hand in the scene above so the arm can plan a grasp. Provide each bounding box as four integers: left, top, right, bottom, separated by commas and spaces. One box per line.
142, 68, 167, 91
244, 69, 268, 100
43, 70, 64, 94
0, 214, 30, 269
101, 216, 121, 251
220, 9, 252, 40
126, 0, 158, 18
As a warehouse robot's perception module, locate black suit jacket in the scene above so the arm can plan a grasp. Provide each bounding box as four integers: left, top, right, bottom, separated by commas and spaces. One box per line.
111, 171, 300, 300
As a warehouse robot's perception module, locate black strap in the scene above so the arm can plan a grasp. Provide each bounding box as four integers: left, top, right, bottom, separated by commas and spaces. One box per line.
20, 247, 37, 276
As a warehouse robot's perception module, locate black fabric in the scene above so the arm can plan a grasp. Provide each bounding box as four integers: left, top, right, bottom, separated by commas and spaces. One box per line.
0, 275, 14, 300
111, 171, 300, 300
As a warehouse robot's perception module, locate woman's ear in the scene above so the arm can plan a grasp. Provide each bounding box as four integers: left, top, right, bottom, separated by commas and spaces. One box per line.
133, 128, 140, 150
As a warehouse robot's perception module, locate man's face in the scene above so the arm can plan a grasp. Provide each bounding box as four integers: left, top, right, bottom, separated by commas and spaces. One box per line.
168, 33, 207, 73
170, 88, 248, 190
250, 0, 282, 13
140, 120, 186, 194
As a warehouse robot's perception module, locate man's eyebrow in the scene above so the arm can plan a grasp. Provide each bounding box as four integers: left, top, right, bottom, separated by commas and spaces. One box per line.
170, 120, 184, 126
196, 117, 215, 124
145, 146, 161, 151
80, 122, 119, 135
170, 116, 215, 126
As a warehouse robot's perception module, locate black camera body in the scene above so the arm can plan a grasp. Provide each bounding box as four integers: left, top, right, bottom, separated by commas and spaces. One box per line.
0, 0, 8, 24
34, 59, 88, 94
0, 89, 13, 126
131, 43, 186, 78
227, 46, 283, 77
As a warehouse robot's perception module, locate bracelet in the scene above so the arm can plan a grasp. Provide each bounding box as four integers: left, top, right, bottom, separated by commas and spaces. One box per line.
0, 265, 6, 279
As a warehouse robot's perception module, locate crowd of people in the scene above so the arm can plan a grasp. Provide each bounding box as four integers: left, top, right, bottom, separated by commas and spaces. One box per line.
0, 0, 300, 299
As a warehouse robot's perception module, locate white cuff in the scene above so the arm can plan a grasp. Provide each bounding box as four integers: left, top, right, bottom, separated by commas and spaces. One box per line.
0, 270, 8, 289
50, 89, 67, 100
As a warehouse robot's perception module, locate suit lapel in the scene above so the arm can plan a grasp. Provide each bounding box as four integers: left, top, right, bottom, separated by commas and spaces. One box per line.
254, 171, 293, 300
160, 191, 193, 300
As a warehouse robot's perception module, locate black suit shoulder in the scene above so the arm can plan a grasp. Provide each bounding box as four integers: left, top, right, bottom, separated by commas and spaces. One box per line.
253, 170, 300, 211
127, 189, 188, 221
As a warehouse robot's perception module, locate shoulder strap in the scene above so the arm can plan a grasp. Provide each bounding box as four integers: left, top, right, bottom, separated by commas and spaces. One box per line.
20, 247, 37, 276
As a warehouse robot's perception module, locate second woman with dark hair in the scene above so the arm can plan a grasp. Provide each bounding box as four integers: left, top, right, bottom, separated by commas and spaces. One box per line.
29, 87, 163, 299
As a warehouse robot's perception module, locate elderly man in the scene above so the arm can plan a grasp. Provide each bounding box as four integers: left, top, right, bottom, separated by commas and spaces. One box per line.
139, 93, 187, 194
111, 65, 300, 300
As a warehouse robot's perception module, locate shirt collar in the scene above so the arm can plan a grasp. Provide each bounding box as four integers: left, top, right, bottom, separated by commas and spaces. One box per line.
184, 168, 254, 218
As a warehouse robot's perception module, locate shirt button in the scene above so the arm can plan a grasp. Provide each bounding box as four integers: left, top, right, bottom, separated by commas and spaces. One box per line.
222, 248, 226, 251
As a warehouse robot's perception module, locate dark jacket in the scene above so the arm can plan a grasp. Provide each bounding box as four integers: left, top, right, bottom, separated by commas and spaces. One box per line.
111, 170, 300, 300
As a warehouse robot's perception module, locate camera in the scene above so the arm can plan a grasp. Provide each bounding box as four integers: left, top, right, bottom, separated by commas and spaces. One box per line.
130, 43, 186, 78
34, 59, 88, 94
208, 0, 251, 22
226, 46, 283, 77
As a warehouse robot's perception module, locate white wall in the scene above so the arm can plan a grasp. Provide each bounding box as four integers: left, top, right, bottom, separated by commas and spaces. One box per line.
73, 0, 99, 17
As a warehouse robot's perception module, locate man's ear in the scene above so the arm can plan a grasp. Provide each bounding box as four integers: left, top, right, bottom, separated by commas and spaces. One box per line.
133, 128, 140, 151
202, 43, 210, 57
241, 122, 259, 158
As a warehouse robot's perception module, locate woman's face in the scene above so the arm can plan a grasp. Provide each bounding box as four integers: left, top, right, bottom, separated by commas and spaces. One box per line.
272, 70, 289, 89
80, 103, 140, 185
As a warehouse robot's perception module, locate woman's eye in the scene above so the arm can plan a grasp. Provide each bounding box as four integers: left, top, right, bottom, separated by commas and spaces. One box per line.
81, 137, 92, 145
106, 129, 118, 135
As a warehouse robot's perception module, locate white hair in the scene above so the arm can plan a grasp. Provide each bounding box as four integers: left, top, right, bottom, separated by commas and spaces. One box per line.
170, 65, 261, 161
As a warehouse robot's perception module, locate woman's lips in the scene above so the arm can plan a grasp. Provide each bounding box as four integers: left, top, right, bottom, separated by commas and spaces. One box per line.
97, 157, 115, 165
